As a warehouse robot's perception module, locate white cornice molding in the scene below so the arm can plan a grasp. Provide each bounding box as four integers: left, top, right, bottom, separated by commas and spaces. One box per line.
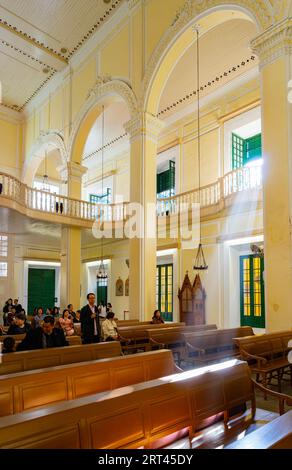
251, 18, 292, 69
0, 104, 24, 124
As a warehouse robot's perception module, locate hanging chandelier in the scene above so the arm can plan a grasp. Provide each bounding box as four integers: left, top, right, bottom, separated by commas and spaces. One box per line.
97, 105, 108, 280
193, 26, 208, 272
42, 149, 50, 192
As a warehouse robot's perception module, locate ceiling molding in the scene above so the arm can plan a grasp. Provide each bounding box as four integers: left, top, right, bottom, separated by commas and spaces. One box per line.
0, 18, 68, 64
0, 103, 24, 123
0, 38, 57, 72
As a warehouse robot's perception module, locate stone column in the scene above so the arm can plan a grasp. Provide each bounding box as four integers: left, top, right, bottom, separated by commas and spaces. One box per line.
252, 18, 292, 331
125, 112, 164, 320
60, 161, 87, 310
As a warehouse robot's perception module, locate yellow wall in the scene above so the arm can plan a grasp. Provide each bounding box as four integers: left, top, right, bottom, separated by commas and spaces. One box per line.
0, 118, 22, 175
100, 23, 130, 79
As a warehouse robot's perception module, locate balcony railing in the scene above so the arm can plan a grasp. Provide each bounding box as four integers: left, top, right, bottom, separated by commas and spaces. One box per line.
0, 165, 262, 223
156, 165, 262, 216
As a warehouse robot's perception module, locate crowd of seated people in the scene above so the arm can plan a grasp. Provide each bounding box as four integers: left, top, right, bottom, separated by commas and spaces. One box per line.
1, 295, 166, 353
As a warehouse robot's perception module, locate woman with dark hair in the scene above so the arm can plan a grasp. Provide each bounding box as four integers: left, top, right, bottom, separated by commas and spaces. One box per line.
102, 311, 119, 341
151, 310, 165, 324
31, 307, 44, 329
3, 298, 13, 313
59, 309, 74, 336
3, 298, 13, 326
52, 306, 60, 318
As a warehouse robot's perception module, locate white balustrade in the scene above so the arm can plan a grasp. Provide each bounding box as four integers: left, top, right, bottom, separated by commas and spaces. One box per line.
0, 167, 262, 223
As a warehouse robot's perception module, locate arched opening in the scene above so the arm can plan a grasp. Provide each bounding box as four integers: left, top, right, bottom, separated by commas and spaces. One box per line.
22, 132, 68, 192
72, 89, 133, 317
144, 7, 261, 115
143, 6, 263, 327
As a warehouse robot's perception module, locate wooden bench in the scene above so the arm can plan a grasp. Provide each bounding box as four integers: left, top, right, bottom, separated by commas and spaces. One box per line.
0, 342, 122, 375
0, 334, 26, 344
233, 331, 292, 395
147, 324, 218, 364
0, 359, 290, 449
183, 327, 254, 365
226, 410, 292, 449
0, 349, 181, 417
0, 334, 81, 348
117, 322, 186, 353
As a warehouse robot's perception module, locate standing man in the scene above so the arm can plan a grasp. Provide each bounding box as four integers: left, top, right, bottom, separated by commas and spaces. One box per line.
80, 293, 101, 344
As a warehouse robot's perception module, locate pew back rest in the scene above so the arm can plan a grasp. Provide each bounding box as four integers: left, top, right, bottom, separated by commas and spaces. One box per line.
0, 360, 253, 449
184, 327, 254, 352
234, 331, 292, 361
0, 349, 180, 416
146, 324, 218, 342
0, 342, 122, 375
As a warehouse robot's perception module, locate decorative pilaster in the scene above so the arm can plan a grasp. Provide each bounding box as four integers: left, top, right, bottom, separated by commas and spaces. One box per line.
252, 18, 292, 331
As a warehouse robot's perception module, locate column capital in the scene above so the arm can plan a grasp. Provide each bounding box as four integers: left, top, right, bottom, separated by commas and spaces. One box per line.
57, 161, 87, 182
127, 0, 141, 12
124, 112, 165, 144
251, 18, 292, 69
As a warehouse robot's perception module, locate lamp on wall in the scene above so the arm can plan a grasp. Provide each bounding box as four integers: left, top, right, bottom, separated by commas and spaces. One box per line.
42, 149, 50, 192
193, 26, 208, 272
97, 105, 108, 280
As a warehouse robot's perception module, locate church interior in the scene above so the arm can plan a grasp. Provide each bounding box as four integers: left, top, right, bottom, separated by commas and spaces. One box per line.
0, 0, 292, 451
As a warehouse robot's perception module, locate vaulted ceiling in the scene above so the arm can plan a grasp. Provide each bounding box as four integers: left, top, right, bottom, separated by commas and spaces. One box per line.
0, 0, 124, 111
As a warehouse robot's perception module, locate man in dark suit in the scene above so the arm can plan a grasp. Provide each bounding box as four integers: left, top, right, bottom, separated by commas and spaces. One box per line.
80, 293, 101, 344
16, 315, 68, 351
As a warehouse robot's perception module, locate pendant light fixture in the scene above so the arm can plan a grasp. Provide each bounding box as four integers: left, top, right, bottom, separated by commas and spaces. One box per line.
97, 105, 108, 280
193, 26, 208, 271
42, 149, 50, 192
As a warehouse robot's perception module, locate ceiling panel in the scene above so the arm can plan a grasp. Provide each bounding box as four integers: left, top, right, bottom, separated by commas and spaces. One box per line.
0, 0, 124, 109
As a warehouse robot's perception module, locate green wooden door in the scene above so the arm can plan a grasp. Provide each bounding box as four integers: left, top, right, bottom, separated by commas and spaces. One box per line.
96, 279, 107, 305
240, 255, 265, 328
28, 268, 55, 315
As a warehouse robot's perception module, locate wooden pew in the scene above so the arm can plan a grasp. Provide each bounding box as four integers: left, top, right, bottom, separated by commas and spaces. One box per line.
0, 342, 122, 375
146, 324, 218, 364
66, 335, 82, 346
226, 410, 292, 449
0, 334, 81, 348
183, 326, 254, 365
117, 322, 186, 353
0, 359, 290, 449
0, 334, 26, 344
0, 349, 181, 417
233, 330, 292, 394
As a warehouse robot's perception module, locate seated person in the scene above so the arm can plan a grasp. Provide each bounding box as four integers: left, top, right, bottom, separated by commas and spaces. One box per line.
51, 306, 59, 318
17, 315, 69, 351
73, 309, 81, 324
6, 307, 16, 327
2, 337, 16, 353
59, 309, 75, 336
31, 307, 44, 329
151, 310, 165, 324
13, 299, 22, 314
102, 311, 119, 342
7, 312, 31, 335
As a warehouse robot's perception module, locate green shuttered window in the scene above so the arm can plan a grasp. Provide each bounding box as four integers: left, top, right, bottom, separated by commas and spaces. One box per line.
232, 133, 262, 169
